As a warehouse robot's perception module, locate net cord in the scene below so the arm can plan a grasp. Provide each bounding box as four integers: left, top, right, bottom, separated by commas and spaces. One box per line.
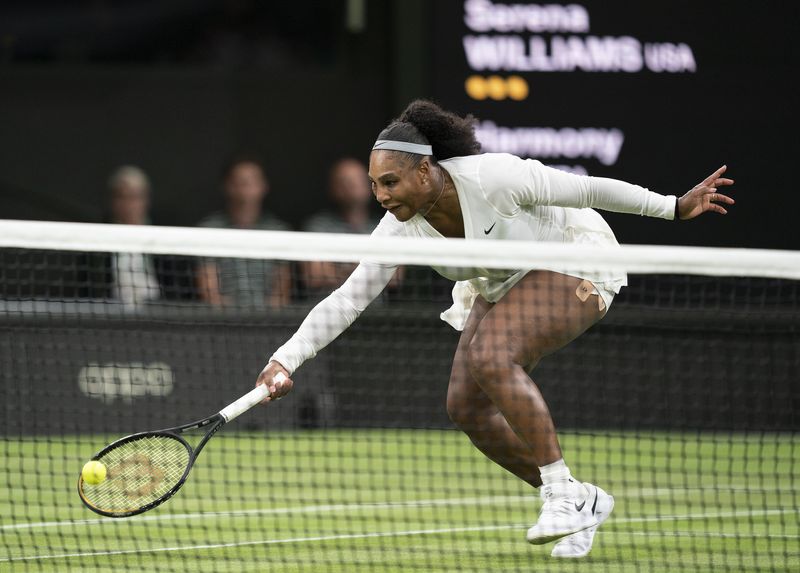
2, 219, 798, 280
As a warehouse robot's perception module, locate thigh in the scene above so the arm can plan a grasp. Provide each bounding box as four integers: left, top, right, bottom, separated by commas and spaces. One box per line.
472, 271, 606, 370
447, 294, 494, 408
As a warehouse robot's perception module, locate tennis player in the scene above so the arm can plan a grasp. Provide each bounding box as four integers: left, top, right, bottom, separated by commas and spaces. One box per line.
257, 100, 734, 558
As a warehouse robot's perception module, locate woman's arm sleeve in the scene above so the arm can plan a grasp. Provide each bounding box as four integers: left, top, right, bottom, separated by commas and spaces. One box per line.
484, 154, 677, 219
269, 261, 397, 374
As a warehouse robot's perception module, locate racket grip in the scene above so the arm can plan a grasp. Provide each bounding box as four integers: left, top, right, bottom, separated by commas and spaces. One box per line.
219, 385, 270, 423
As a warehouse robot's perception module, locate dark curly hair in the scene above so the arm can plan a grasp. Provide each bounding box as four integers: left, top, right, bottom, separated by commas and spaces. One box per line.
375, 99, 481, 165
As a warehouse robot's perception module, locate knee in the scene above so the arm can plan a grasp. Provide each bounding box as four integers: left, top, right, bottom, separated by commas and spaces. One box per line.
466, 336, 538, 385
446, 381, 492, 432
446, 385, 473, 430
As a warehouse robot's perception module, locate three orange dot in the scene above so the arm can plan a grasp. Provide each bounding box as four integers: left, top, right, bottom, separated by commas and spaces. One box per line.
465, 75, 529, 101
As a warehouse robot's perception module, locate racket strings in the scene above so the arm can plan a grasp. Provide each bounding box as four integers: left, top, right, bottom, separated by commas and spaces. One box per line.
80, 435, 191, 514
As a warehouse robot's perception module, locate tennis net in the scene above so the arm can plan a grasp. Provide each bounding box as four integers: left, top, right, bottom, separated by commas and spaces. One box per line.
1, 219, 798, 572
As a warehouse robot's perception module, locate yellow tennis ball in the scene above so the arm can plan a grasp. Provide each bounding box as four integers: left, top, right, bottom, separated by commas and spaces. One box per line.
82, 461, 107, 485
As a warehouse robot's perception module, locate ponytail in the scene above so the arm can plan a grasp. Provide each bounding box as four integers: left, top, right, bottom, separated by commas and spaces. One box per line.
374, 99, 481, 162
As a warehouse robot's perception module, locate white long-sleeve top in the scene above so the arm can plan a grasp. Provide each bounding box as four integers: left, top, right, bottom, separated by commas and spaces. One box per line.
271, 153, 676, 374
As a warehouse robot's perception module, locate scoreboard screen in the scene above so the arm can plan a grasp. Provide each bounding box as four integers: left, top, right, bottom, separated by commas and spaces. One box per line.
430, 0, 799, 248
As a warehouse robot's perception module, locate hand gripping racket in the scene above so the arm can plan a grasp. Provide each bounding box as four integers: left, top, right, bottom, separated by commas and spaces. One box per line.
77, 375, 283, 518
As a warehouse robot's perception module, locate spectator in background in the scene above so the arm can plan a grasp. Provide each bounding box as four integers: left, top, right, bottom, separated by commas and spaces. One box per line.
197, 155, 292, 308
300, 158, 380, 299
106, 165, 161, 307
77, 165, 162, 306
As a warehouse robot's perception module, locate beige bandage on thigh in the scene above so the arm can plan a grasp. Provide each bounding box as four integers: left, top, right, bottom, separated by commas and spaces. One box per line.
576, 279, 607, 312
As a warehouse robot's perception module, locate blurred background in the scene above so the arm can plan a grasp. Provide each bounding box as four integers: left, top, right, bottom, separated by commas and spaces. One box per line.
1, 0, 798, 249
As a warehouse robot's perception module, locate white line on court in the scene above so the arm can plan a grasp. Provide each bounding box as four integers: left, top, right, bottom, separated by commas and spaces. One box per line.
1, 507, 796, 563
2, 484, 794, 532
623, 531, 800, 540
1, 494, 537, 531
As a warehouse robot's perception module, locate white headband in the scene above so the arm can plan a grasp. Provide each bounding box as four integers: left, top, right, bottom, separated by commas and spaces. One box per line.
372, 139, 433, 156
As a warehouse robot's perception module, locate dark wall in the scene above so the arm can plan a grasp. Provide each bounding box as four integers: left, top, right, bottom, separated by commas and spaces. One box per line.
0, 67, 390, 228
0, 0, 395, 229
2, 300, 797, 435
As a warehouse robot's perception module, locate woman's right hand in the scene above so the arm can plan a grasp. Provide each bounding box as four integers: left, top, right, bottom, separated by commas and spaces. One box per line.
255, 361, 294, 404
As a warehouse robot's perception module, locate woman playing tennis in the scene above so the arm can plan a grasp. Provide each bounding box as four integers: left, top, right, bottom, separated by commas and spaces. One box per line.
257, 100, 734, 558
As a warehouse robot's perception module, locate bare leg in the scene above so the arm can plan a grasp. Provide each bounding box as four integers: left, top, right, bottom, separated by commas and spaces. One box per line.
447, 271, 605, 483
447, 295, 543, 487
467, 271, 605, 465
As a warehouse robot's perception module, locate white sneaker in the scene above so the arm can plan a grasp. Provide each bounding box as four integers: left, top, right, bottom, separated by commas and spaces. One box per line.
526, 480, 598, 545
551, 483, 615, 558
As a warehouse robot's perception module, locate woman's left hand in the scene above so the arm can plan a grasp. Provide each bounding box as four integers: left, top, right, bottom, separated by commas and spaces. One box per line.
677, 165, 735, 220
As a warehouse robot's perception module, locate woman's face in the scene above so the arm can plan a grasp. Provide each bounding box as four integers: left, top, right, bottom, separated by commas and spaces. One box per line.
368, 150, 427, 222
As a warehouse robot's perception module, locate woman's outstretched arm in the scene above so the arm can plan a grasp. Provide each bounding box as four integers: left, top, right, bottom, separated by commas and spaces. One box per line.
255, 260, 397, 401
482, 154, 734, 221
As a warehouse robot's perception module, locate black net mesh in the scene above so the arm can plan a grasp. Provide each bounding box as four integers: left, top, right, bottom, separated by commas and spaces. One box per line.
1, 241, 798, 572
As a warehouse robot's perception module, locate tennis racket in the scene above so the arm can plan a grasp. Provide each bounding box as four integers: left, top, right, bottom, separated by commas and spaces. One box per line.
77, 374, 283, 518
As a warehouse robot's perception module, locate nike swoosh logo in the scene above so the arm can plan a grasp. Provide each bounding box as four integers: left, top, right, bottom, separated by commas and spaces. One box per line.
591, 489, 598, 514
575, 499, 586, 512
483, 222, 496, 235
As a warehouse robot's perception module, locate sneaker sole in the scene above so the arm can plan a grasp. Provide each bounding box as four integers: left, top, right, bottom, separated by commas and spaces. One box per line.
526, 518, 599, 546
551, 487, 615, 558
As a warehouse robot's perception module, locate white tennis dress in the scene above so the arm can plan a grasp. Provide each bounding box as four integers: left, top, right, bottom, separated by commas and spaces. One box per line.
271, 153, 676, 374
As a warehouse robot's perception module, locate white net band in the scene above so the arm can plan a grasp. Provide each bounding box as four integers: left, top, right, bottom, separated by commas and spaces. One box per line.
2, 219, 799, 279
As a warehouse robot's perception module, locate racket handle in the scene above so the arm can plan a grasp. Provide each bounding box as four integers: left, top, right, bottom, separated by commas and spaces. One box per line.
219, 385, 270, 423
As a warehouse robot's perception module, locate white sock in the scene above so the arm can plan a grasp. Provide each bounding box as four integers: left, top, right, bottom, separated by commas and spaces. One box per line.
539, 459, 572, 485
539, 459, 587, 498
